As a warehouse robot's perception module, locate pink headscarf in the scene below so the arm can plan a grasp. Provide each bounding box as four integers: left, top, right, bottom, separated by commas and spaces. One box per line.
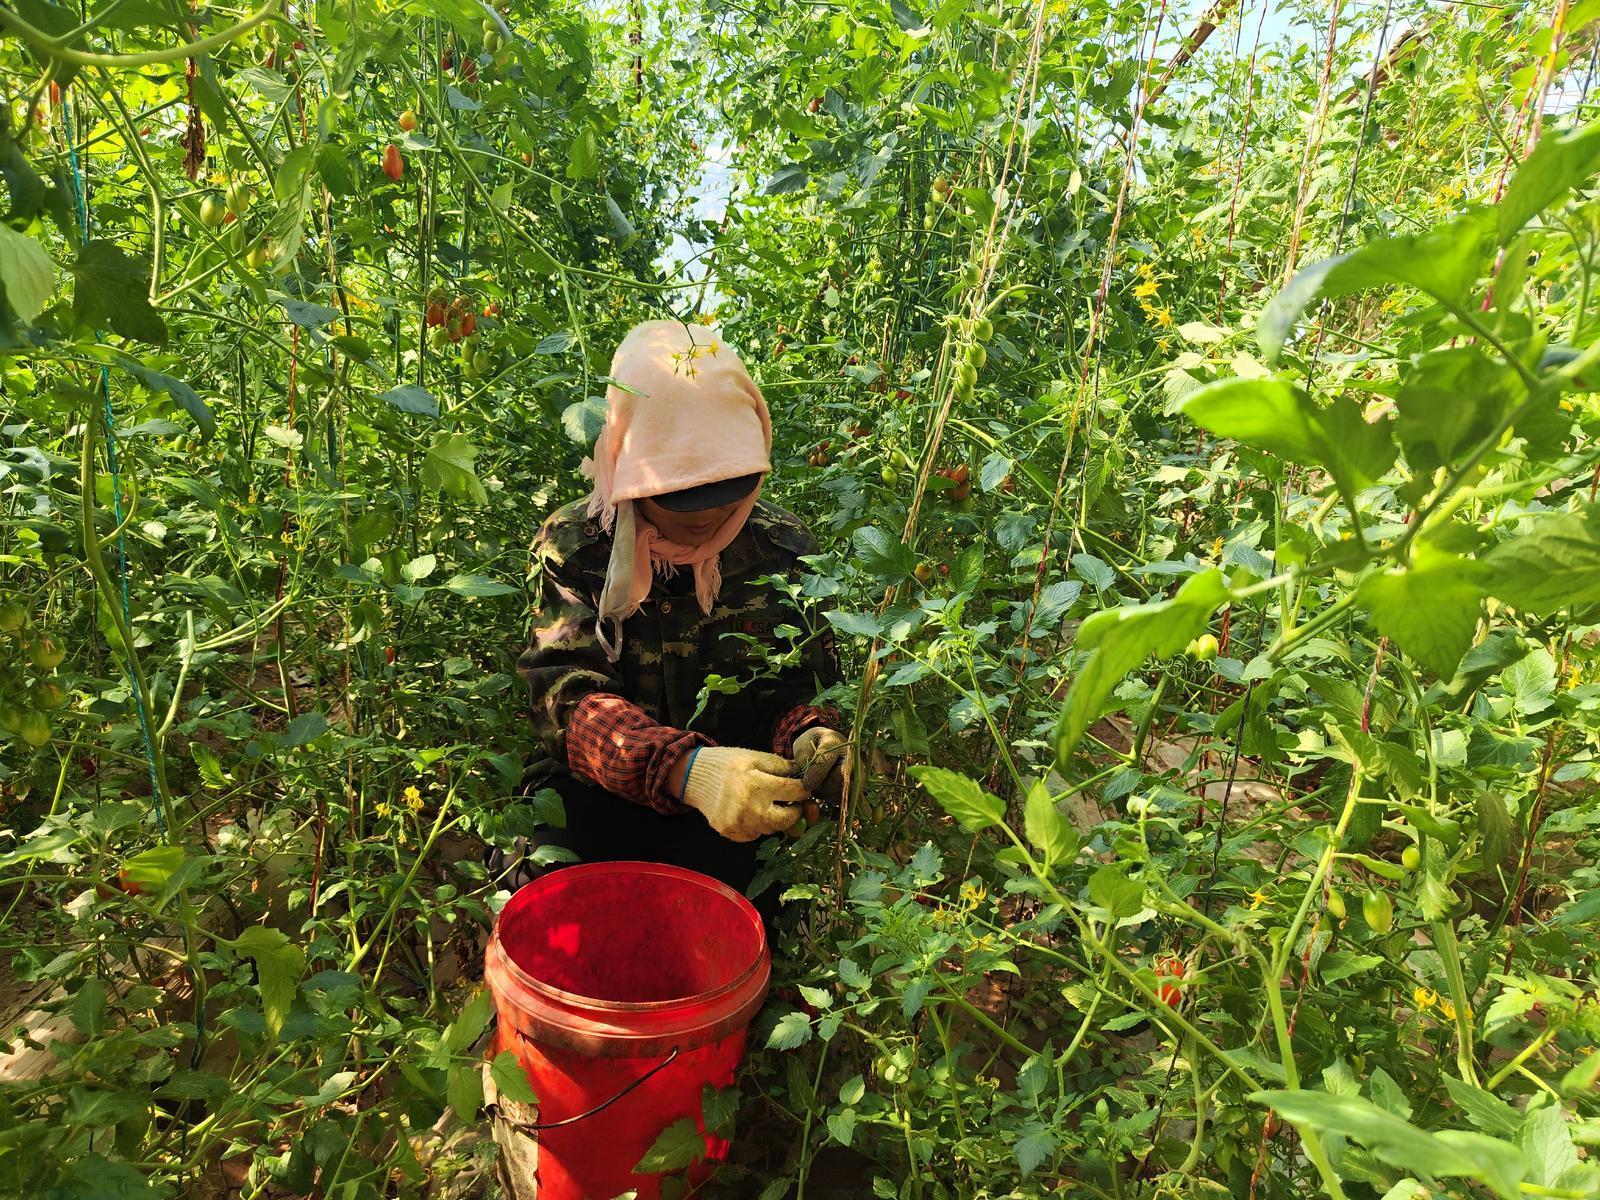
581, 320, 772, 660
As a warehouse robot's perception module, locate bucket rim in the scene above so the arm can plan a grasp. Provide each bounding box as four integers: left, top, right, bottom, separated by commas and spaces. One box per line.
490, 860, 769, 1015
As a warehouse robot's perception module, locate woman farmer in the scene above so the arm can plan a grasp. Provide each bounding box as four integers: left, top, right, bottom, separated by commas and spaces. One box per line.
499, 320, 850, 927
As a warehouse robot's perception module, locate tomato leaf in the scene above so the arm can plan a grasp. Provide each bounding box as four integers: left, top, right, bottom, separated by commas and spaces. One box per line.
228, 926, 305, 1041
1023, 778, 1076, 871
1355, 547, 1485, 678
1054, 569, 1229, 764
908, 765, 1006, 832
489, 1050, 538, 1105
635, 1116, 706, 1172
1498, 118, 1600, 244
69, 240, 166, 343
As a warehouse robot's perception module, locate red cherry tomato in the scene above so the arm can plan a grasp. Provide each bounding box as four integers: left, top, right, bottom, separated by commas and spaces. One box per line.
1155, 955, 1185, 1008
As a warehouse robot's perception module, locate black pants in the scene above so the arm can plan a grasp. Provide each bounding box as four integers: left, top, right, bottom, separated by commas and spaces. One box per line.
490, 773, 785, 933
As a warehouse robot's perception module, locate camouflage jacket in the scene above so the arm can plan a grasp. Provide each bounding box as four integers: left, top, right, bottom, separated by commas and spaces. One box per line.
516, 498, 842, 782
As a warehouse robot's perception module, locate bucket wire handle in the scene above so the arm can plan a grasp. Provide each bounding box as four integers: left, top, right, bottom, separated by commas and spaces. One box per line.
496, 1044, 682, 1134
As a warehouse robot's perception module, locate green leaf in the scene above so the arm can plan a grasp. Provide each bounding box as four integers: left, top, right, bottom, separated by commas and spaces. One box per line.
1475, 790, 1514, 868
268, 144, 317, 272
701, 1083, 738, 1140
764, 164, 810, 195
851, 525, 917, 579
767, 1009, 812, 1051
1087, 864, 1142, 920
446, 1061, 483, 1122
70, 977, 108, 1036
1023, 778, 1076, 871
824, 610, 883, 637
0, 222, 54, 322
1015, 1127, 1057, 1178
380, 384, 439, 417
1393, 347, 1519, 476
63, 1086, 144, 1128
1177, 377, 1323, 464
635, 1116, 705, 1172
1561, 1048, 1600, 1096
1252, 1089, 1527, 1198
1318, 951, 1383, 983
442, 573, 519, 597
444, 987, 493, 1054
1499, 118, 1600, 243
826, 1109, 856, 1146
566, 123, 599, 180
281, 710, 327, 748
422, 432, 489, 505
907, 765, 1006, 832
120, 844, 184, 891
1483, 504, 1600, 616
1355, 546, 1485, 678
1258, 210, 1492, 361
1177, 378, 1394, 495
278, 295, 340, 327
1053, 569, 1229, 763
228, 926, 305, 1040
117, 358, 214, 439
489, 1050, 538, 1105
1517, 1102, 1581, 1187
69, 240, 166, 343
1446, 1075, 1516, 1139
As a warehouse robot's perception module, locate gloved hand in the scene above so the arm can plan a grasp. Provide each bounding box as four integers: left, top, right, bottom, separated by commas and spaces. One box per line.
793, 727, 851, 806
680, 747, 810, 843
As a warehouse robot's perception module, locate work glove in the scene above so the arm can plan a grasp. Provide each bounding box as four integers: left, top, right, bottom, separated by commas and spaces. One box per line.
681, 747, 810, 843
792, 727, 851, 807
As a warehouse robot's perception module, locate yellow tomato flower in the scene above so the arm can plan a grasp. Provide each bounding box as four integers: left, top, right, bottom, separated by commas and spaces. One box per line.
960, 880, 987, 909
1438, 999, 1457, 1021
1133, 279, 1161, 300
403, 785, 424, 811
1248, 888, 1270, 910
1414, 987, 1438, 1010
375, 802, 394, 819
1151, 306, 1174, 329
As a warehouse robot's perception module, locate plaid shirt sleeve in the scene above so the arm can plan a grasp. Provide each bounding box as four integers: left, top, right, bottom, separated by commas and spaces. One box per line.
772, 703, 845, 757
567, 693, 713, 815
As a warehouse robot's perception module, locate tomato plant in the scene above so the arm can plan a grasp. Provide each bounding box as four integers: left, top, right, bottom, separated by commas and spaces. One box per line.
3, 1, 1600, 1198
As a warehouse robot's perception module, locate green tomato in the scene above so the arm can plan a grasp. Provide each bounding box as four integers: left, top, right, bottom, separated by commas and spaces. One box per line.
429, 326, 451, 351
199, 195, 227, 229
955, 362, 978, 390
880, 466, 898, 485
0, 705, 22, 734
973, 316, 994, 342
1187, 633, 1219, 661
18, 710, 50, 748
225, 181, 252, 217
472, 350, 493, 373
0, 600, 25, 634
1401, 845, 1421, 871
965, 342, 987, 370
1362, 889, 1394, 935
30, 680, 65, 710
27, 635, 65, 670
1326, 889, 1347, 921
892, 448, 914, 470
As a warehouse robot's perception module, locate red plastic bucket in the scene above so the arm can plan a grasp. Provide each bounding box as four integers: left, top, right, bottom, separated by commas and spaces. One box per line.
483, 861, 771, 1199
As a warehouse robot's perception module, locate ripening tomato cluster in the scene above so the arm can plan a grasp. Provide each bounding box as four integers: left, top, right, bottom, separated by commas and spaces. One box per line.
935, 462, 972, 502
0, 598, 66, 750
425, 291, 479, 344
1154, 955, 1185, 1008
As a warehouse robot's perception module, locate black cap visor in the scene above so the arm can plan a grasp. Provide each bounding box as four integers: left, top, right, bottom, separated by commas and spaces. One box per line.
650, 472, 763, 512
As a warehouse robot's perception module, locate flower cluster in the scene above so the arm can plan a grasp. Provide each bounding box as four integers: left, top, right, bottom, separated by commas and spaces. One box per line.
1132, 260, 1174, 328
